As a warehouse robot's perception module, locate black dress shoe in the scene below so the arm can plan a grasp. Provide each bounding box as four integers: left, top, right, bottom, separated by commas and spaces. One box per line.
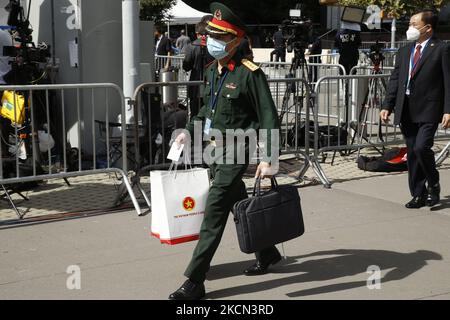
244, 253, 282, 276
168, 279, 205, 300
405, 196, 427, 209
427, 183, 441, 207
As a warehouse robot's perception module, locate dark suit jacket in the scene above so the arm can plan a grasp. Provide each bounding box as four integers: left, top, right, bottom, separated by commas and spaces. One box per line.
183, 38, 214, 99
156, 36, 173, 56
382, 36, 450, 125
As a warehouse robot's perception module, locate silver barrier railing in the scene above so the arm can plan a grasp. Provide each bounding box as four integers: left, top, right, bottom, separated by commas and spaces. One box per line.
258, 61, 291, 80
360, 41, 409, 50
314, 73, 450, 171
155, 54, 190, 82
267, 78, 331, 188
360, 42, 390, 50
350, 65, 395, 75
307, 74, 396, 186
347, 67, 449, 142
313, 74, 397, 156
258, 61, 346, 85
0, 83, 143, 218
307, 53, 340, 65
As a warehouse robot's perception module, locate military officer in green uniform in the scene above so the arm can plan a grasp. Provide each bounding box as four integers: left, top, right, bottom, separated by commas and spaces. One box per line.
169, 2, 281, 300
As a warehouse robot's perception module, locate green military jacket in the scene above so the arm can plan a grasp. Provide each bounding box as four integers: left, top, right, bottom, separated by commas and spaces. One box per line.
186, 51, 280, 160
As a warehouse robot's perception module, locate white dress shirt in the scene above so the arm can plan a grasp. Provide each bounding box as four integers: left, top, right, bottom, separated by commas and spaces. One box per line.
406, 37, 431, 95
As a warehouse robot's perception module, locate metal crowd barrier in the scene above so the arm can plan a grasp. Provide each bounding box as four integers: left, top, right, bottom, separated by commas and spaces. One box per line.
360, 41, 410, 50
155, 54, 190, 82
310, 74, 408, 186
312, 73, 450, 180
307, 53, 340, 65
360, 41, 390, 50
257, 62, 291, 79
258, 61, 346, 85
0, 83, 143, 218
350, 65, 395, 75
313, 74, 397, 151
350, 66, 448, 140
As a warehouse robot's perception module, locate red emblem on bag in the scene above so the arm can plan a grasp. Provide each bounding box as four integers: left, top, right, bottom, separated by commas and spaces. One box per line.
183, 197, 196, 211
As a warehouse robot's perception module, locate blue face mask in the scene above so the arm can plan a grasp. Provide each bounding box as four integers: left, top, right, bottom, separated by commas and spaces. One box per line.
207, 37, 234, 60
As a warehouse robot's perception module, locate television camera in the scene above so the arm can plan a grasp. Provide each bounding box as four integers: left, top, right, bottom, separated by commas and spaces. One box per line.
368, 40, 385, 70
3, 0, 51, 84
281, 3, 313, 54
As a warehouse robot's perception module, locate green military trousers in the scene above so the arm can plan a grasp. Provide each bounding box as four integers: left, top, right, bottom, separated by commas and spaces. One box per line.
184, 142, 280, 283
184, 161, 248, 283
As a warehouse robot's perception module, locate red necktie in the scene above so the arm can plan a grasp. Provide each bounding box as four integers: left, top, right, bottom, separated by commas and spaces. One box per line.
411, 44, 422, 77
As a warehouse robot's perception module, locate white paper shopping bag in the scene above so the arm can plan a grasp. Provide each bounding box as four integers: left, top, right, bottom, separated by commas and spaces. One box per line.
150, 167, 210, 245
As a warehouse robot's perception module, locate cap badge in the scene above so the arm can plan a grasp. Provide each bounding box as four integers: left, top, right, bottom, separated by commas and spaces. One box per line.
214, 9, 222, 20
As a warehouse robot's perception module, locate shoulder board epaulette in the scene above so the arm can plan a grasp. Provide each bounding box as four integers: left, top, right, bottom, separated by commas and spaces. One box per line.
241, 59, 259, 72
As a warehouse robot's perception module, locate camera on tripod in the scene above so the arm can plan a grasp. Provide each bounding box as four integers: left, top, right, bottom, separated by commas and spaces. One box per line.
3, 0, 51, 84
369, 40, 385, 68
281, 4, 312, 53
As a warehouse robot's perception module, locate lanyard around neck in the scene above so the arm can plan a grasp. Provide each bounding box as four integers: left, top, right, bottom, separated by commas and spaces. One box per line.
209, 69, 229, 113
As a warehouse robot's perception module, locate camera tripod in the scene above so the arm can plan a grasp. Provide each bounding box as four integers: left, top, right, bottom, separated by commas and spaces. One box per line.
349, 57, 387, 158
278, 47, 332, 188
279, 47, 313, 132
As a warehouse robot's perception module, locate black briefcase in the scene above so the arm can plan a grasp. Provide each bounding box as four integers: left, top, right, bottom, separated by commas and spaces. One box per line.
232, 177, 305, 254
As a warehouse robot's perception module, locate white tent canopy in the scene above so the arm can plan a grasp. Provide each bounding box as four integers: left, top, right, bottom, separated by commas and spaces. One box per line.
166, 0, 209, 25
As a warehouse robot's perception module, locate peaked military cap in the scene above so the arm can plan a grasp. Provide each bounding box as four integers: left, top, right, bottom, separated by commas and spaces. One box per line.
205, 2, 246, 37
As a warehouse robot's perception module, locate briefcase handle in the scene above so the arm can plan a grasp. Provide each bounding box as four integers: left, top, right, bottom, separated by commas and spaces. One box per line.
253, 176, 279, 197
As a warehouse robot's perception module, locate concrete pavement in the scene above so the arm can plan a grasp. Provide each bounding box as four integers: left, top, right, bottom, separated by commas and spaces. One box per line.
1, 164, 450, 300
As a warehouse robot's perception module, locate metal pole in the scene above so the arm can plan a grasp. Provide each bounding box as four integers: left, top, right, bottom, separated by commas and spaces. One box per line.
167, 21, 170, 40
391, 18, 396, 49
122, 0, 140, 124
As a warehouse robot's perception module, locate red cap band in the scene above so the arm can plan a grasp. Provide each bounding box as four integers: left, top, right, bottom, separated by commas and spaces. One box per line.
208, 18, 245, 38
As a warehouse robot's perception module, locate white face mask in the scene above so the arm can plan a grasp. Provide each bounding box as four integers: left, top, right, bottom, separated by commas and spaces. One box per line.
406, 25, 427, 41
206, 37, 236, 60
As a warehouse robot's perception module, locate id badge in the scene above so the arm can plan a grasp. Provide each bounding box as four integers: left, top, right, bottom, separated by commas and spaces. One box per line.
204, 118, 212, 135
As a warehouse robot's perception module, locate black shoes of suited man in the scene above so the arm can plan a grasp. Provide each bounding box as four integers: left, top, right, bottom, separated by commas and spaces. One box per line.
405, 183, 440, 209
243, 250, 282, 276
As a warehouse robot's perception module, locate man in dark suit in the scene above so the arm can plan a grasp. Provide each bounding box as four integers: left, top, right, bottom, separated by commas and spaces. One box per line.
154, 26, 173, 56
381, 10, 450, 209
183, 15, 214, 117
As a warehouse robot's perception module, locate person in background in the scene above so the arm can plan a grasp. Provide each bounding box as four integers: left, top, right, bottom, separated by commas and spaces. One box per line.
155, 27, 173, 56
270, 26, 286, 63
334, 21, 361, 75
381, 10, 450, 209
183, 15, 214, 117
176, 29, 191, 55
154, 27, 173, 71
